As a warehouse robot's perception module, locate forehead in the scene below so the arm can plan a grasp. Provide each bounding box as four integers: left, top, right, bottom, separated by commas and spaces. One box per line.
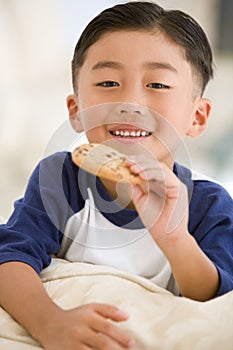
81, 30, 192, 75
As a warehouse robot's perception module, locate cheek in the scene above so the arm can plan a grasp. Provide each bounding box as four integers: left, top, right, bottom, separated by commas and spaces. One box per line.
77, 93, 91, 110
85, 126, 108, 143
77, 80, 96, 109
159, 97, 194, 127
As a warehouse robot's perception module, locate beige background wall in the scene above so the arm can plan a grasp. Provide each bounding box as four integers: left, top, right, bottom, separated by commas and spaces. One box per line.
0, 0, 232, 220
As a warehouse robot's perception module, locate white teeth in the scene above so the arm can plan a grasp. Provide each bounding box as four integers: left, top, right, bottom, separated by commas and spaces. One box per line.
111, 130, 150, 137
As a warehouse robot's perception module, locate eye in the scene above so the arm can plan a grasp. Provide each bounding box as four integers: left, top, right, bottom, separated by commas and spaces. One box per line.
96, 81, 119, 87
146, 83, 170, 89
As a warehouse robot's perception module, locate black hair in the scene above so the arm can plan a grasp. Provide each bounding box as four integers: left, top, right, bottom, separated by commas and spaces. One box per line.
71, 1, 214, 95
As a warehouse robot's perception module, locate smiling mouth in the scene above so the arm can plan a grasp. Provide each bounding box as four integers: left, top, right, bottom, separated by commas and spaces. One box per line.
110, 130, 152, 138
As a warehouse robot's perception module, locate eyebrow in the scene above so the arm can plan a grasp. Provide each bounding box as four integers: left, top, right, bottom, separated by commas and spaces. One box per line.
91, 60, 177, 73
143, 61, 177, 73
91, 61, 123, 70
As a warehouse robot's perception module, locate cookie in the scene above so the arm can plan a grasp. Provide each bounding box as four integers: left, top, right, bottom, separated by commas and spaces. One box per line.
71, 143, 144, 185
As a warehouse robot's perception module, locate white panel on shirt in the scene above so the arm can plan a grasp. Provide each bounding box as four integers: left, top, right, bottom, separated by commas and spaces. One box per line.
58, 188, 177, 293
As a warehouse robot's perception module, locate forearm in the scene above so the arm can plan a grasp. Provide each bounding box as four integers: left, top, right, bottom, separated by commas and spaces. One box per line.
160, 233, 219, 301
129, 160, 220, 301
0, 261, 62, 343
0, 261, 135, 350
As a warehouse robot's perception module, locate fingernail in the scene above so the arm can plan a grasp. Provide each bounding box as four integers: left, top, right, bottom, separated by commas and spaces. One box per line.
115, 310, 129, 318
128, 339, 136, 348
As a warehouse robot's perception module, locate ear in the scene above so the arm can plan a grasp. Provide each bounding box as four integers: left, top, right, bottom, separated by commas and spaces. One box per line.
186, 98, 212, 138
66, 94, 84, 132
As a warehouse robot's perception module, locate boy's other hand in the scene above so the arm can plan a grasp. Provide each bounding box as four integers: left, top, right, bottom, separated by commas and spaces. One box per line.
39, 303, 135, 350
126, 156, 189, 243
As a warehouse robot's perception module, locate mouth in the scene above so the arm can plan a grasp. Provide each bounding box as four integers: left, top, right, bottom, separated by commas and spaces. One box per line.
110, 129, 152, 137
109, 124, 153, 140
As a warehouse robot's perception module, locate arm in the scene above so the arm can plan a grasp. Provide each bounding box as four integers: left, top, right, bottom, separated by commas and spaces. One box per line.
0, 153, 135, 349
0, 262, 135, 349
159, 233, 219, 301
0, 262, 59, 342
127, 158, 220, 301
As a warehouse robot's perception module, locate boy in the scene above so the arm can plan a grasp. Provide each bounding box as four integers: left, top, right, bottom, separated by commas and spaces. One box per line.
0, 1, 233, 349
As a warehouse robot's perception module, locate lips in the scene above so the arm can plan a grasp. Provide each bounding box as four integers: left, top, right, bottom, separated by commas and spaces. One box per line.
108, 123, 153, 139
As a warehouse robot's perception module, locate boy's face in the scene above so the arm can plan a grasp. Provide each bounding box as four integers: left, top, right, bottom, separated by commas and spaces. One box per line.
67, 30, 211, 165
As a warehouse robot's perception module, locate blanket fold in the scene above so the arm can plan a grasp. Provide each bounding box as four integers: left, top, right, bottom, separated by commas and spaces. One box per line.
0, 258, 232, 349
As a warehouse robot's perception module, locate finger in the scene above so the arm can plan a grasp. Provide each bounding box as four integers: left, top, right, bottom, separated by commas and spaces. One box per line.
133, 174, 166, 198
86, 329, 135, 350
90, 316, 135, 349
139, 168, 165, 182
127, 164, 164, 186
131, 186, 164, 229
90, 304, 134, 348
131, 184, 163, 210
131, 185, 145, 207
126, 160, 165, 181
81, 345, 93, 350
137, 165, 178, 188
93, 303, 129, 322
126, 156, 159, 171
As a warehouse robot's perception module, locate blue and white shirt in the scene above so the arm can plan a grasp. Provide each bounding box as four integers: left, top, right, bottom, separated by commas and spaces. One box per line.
0, 152, 233, 296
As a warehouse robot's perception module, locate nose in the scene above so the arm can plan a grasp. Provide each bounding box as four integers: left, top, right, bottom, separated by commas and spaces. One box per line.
115, 102, 145, 115
111, 102, 152, 129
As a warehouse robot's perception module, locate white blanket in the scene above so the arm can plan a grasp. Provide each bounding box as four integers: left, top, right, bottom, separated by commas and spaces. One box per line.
0, 258, 232, 349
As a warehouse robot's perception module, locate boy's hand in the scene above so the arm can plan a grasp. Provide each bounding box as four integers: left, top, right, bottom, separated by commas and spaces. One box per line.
126, 156, 189, 243
40, 303, 135, 350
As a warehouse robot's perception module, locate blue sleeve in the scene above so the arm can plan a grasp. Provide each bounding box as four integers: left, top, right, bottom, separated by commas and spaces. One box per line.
0, 152, 76, 274
189, 181, 233, 296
